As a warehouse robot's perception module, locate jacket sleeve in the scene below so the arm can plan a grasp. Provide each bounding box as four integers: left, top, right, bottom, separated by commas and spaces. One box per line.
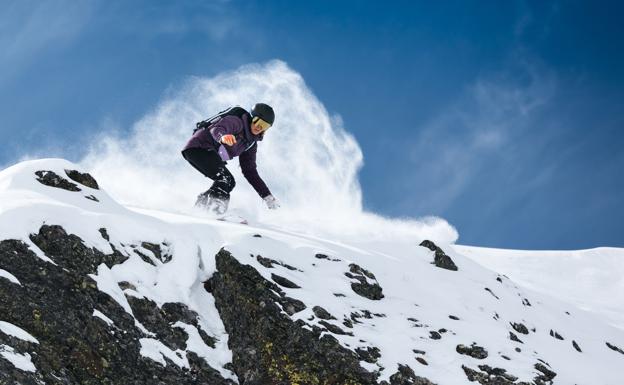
239, 143, 271, 198
210, 116, 243, 143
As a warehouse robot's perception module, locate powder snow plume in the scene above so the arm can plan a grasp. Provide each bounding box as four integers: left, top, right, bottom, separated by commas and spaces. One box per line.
81, 60, 457, 244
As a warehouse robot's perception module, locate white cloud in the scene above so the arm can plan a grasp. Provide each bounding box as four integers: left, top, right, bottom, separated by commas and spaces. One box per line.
80, 60, 458, 245
402, 60, 556, 214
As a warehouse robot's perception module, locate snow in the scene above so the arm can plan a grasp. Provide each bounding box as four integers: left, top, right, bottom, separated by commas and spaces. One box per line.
0, 268, 20, 285
0, 321, 39, 344
0, 345, 37, 372
139, 338, 189, 368
455, 245, 624, 331
1, 158, 623, 384
92, 310, 115, 327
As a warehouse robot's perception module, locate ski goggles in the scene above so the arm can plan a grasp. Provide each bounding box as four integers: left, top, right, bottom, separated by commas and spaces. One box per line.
252, 116, 272, 131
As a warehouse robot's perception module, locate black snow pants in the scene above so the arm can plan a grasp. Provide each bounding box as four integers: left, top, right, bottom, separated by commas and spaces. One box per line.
182, 147, 235, 200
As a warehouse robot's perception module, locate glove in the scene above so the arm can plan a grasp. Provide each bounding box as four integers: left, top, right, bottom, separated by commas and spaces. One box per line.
220, 134, 237, 146
263, 194, 280, 210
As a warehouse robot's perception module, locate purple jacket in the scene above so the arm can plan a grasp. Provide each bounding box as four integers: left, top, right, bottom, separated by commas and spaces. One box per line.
183, 113, 271, 198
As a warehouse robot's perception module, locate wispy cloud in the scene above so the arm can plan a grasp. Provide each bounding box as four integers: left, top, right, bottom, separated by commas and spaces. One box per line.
400, 56, 557, 215
0, 0, 94, 83
102, 1, 236, 43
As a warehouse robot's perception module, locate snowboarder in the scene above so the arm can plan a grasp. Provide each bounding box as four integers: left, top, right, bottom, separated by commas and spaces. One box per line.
182, 103, 279, 215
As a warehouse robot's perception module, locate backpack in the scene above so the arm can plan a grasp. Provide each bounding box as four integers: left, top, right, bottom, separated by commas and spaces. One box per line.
194, 106, 248, 134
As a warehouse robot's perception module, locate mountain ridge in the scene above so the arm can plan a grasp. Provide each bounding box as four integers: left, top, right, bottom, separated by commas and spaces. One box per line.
1, 159, 623, 384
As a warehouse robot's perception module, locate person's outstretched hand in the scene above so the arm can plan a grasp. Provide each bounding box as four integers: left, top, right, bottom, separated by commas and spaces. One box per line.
263, 195, 280, 210
221, 134, 237, 146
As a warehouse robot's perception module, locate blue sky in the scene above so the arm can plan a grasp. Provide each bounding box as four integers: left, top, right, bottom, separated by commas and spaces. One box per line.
1, 0, 622, 249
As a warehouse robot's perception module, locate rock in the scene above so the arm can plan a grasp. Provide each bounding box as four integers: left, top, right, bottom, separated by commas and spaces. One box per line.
606, 341, 624, 355
346, 263, 384, 300
257, 255, 300, 271
34, 170, 81, 191
572, 340, 582, 352
419, 240, 458, 271
429, 331, 442, 340
484, 287, 499, 299
0, 228, 234, 385
65, 169, 100, 189
534, 362, 557, 383
385, 364, 436, 385
126, 296, 190, 351
315, 253, 341, 262
509, 331, 524, 344
356, 346, 381, 363
280, 296, 306, 316
510, 322, 529, 335
462, 365, 523, 385
98, 228, 110, 241
312, 305, 336, 320
271, 273, 300, 289
318, 320, 353, 336
141, 242, 172, 264
29, 225, 127, 275
257, 255, 277, 268
208, 248, 378, 384
456, 343, 488, 359
549, 330, 564, 340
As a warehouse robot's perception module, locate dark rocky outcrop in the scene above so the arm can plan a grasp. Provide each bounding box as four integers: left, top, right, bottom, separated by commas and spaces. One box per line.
141, 241, 173, 264
315, 253, 341, 262
456, 343, 488, 359
549, 330, 564, 340
461, 365, 526, 385
257, 255, 299, 271
534, 362, 557, 383
345, 263, 384, 300
208, 248, 381, 385
381, 364, 436, 385
419, 240, 458, 271
65, 169, 100, 190
0, 227, 234, 385
312, 305, 336, 320
509, 332, 524, 344
271, 273, 300, 289
606, 341, 624, 355
572, 340, 582, 352
356, 346, 381, 364
510, 322, 529, 335
34, 170, 81, 192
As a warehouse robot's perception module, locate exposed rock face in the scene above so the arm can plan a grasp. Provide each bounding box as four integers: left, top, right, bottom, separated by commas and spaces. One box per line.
419, 240, 458, 271
0, 227, 234, 385
65, 169, 100, 190
381, 364, 436, 385
456, 343, 488, 359
34, 170, 81, 192
345, 263, 384, 300
606, 341, 624, 355
208, 248, 379, 385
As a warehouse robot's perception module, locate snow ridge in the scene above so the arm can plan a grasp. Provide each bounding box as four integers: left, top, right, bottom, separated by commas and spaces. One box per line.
0, 159, 623, 384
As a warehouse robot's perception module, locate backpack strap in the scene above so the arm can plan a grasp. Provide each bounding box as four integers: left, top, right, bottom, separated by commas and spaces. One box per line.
194, 106, 248, 133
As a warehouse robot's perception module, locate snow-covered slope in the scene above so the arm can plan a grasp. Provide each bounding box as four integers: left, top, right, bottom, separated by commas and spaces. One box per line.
455, 245, 624, 331
1, 159, 623, 384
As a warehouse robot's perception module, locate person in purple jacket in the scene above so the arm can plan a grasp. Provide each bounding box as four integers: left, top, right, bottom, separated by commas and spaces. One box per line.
182, 103, 279, 215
